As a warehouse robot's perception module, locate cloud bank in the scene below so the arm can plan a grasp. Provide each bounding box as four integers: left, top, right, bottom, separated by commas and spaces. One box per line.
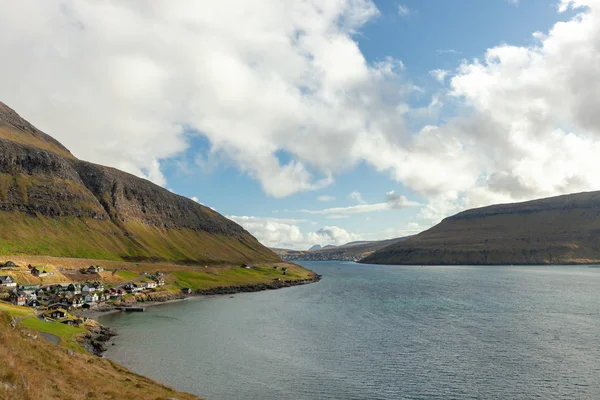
2, 0, 600, 243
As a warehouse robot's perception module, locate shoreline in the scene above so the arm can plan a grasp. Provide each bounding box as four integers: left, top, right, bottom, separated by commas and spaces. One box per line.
79, 275, 321, 354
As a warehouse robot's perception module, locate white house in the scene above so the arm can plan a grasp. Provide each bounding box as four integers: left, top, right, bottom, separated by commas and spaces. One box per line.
0, 276, 16, 288
82, 284, 95, 293
84, 293, 99, 303
142, 281, 157, 289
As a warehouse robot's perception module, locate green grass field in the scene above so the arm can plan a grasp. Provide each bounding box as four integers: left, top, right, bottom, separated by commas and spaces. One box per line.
0, 301, 35, 317
171, 264, 314, 290
19, 317, 86, 352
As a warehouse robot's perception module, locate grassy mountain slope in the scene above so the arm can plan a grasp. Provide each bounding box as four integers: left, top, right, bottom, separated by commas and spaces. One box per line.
362, 191, 600, 265
0, 101, 279, 264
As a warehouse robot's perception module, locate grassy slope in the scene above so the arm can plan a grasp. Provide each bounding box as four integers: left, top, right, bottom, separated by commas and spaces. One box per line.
363, 191, 600, 265
0, 211, 278, 264
0, 255, 316, 290
0, 311, 200, 400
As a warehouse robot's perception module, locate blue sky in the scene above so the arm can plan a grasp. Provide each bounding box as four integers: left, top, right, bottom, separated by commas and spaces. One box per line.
2, 0, 598, 249
161, 0, 578, 248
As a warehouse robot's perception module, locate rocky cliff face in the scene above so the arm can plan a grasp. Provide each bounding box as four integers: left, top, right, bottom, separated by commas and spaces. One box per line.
0, 101, 279, 264
362, 191, 600, 265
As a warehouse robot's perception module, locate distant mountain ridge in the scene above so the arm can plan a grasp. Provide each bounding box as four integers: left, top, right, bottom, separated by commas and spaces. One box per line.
272, 237, 410, 262
362, 191, 600, 265
0, 101, 279, 264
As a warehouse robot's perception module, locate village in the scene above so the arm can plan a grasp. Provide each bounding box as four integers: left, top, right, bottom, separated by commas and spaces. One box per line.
0, 262, 169, 326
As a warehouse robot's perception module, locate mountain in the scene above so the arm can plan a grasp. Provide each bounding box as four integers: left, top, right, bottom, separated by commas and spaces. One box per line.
0, 101, 279, 264
272, 237, 410, 262
308, 245, 322, 251
362, 191, 600, 265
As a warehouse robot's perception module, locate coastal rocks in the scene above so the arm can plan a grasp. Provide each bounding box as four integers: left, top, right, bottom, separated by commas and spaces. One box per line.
194, 276, 321, 296
82, 325, 117, 356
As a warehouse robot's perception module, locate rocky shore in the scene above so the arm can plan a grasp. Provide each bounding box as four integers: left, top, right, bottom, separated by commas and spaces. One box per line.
193, 275, 322, 295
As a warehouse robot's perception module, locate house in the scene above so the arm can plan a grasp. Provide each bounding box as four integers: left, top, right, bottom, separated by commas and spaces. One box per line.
23, 291, 37, 301
155, 271, 165, 277
82, 284, 95, 293
182, 288, 192, 294
142, 281, 157, 289
124, 283, 143, 293
31, 267, 50, 277
67, 283, 82, 294
0, 276, 16, 288
72, 296, 85, 308
27, 299, 41, 308
9, 291, 26, 306
241, 263, 251, 269
154, 277, 165, 286
98, 293, 108, 303
84, 293, 99, 303
86, 265, 104, 274
92, 282, 104, 291
46, 309, 68, 320
3, 261, 16, 267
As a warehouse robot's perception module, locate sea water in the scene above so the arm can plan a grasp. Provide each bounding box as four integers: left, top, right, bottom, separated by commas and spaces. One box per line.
100, 262, 600, 399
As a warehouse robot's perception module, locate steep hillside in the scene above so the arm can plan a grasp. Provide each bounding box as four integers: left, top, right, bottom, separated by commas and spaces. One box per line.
362, 191, 600, 265
273, 237, 410, 262
0, 102, 279, 264
0, 311, 200, 400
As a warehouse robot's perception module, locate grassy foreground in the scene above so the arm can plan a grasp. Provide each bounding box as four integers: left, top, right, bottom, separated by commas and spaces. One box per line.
0, 311, 200, 400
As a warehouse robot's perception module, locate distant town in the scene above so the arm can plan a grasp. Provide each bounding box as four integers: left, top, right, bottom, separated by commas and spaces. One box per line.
0, 261, 170, 325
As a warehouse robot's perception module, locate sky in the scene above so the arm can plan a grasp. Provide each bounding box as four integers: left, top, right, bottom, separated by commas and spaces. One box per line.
0, 0, 599, 250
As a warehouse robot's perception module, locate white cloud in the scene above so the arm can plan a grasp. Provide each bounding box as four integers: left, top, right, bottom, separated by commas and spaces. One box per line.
437, 49, 461, 55
398, 5, 412, 18
326, 214, 350, 219
191, 196, 199, 203
429, 69, 450, 83
227, 215, 358, 249
348, 191, 366, 204
301, 191, 419, 215
317, 195, 336, 202
307, 226, 360, 247
2, 0, 600, 231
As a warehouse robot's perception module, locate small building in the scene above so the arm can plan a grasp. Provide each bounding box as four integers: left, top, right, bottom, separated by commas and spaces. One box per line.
82, 302, 98, 309
154, 277, 165, 286
182, 288, 192, 294
124, 283, 143, 293
9, 291, 26, 306
3, 261, 16, 267
0, 276, 17, 288
67, 283, 82, 294
82, 284, 95, 293
24, 291, 37, 301
31, 267, 49, 277
142, 281, 157, 290
92, 282, 104, 292
46, 309, 68, 320
72, 296, 85, 308
241, 263, 251, 269
84, 293, 99, 303
86, 265, 104, 274
27, 299, 41, 308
